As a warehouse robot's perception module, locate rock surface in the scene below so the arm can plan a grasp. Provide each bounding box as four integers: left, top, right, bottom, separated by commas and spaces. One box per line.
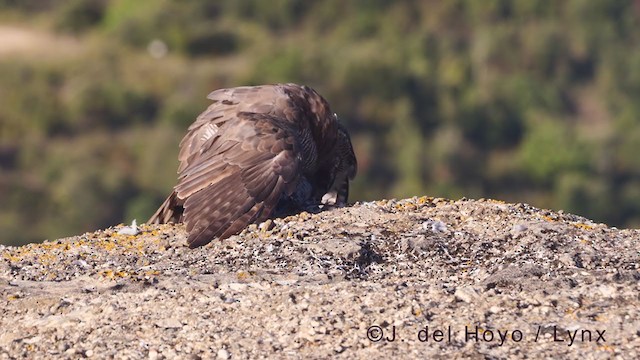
1, 197, 639, 359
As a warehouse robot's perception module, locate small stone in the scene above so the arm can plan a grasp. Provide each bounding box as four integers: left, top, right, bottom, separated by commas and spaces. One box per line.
422, 220, 447, 232
156, 318, 182, 329
217, 349, 230, 360
148, 350, 159, 360
275, 279, 298, 286
598, 285, 616, 298
454, 286, 478, 303
22, 336, 41, 345
228, 283, 247, 291
259, 219, 275, 232
512, 224, 528, 233
74, 259, 90, 269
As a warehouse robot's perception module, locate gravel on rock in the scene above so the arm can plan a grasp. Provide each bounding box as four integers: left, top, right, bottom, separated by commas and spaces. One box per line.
1, 197, 639, 359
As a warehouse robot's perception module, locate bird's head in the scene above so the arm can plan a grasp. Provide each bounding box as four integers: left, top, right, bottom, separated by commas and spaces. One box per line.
336, 121, 357, 181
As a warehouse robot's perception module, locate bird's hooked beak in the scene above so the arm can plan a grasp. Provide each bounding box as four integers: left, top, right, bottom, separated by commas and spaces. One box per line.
320, 122, 357, 207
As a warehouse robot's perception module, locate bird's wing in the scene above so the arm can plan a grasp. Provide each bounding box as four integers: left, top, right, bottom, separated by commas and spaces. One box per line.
174, 108, 301, 248
177, 85, 291, 173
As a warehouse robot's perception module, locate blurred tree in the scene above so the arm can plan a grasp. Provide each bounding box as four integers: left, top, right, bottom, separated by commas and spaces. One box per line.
55, 0, 107, 33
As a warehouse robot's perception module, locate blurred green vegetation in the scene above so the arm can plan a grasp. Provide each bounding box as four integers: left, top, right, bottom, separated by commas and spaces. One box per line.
1, 0, 640, 245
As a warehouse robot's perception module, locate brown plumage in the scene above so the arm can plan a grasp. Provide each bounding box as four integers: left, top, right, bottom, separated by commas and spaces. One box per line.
148, 83, 357, 248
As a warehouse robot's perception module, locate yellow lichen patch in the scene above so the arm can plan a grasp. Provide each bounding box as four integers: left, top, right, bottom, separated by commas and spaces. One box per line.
36, 253, 56, 266
237, 271, 256, 280
99, 269, 129, 280
2, 252, 21, 262
298, 212, 311, 221
99, 269, 114, 279
466, 324, 487, 334
598, 344, 615, 352
95, 239, 117, 252
417, 196, 433, 205
564, 308, 578, 320
395, 202, 417, 211
46, 272, 57, 281
7, 295, 18, 301
573, 223, 594, 230
90, 233, 149, 255
541, 215, 556, 222
236, 270, 257, 280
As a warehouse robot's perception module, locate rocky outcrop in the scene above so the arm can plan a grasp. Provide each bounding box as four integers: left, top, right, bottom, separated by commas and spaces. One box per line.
1, 197, 638, 358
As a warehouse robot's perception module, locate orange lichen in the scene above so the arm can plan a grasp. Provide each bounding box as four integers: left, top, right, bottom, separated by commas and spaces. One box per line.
395, 202, 417, 211
595, 314, 608, 322
541, 215, 556, 222
99, 269, 130, 280
573, 223, 594, 230
417, 196, 433, 204
598, 344, 615, 352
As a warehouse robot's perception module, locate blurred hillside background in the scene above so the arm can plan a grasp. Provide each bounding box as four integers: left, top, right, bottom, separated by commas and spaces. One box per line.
1, 0, 640, 245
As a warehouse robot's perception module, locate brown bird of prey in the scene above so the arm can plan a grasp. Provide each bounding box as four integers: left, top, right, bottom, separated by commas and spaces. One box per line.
148, 83, 357, 248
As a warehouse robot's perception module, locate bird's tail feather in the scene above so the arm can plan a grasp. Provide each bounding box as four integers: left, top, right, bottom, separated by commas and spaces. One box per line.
147, 192, 183, 224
